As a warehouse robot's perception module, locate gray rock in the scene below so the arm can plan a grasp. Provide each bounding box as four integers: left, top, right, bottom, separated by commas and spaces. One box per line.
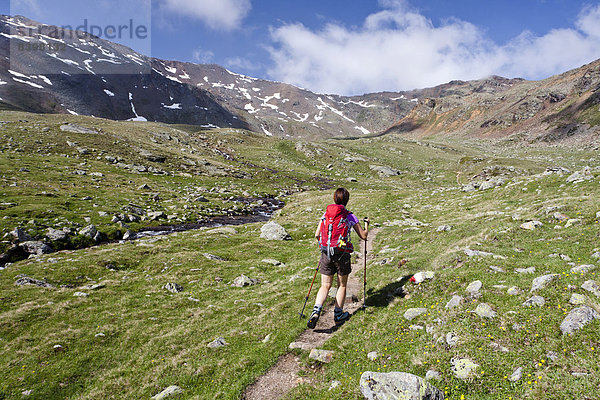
309, 349, 334, 363
81, 283, 105, 290
445, 295, 462, 309
360, 371, 444, 400
436, 225, 452, 232
507, 286, 521, 295
488, 265, 505, 273
73, 292, 89, 297
451, 358, 479, 379
329, 380, 342, 390
207, 337, 227, 348
425, 370, 441, 381
530, 274, 560, 291
203, 253, 226, 261
509, 367, 523, 382
60, 123, 99, 134
403, 308, 427, 320
571, 264, 596, 274
581, 280, 600, 297
369, 165, 401, 177
151, 385, 183, 399
474, 303, 497, 318
523, 295, 545, 307
232, 274, 258, 287
20, 241, 53, 255
560, 306, 600, 335
148, 211, 166, 221
163, 283, 183, 293
259, 221, 291, 240
569, 293, 586, 305
464, 249, 494, 257
566, 167, 593, 183
565, 218, 581, 228
520, 221, 543, 230
122, 230, 135, 240
9, 227, 32, 242
261, 258, 283, 266
79, 225, 98, 239
14, 275, 54, 288
591, 251, 600, 259
515, 267, 535, 274
288, 341, 312, 351
367, 351, 379, 361
466, 280, 482, 294
445, 332, 459, 347
46, 228, 68, 241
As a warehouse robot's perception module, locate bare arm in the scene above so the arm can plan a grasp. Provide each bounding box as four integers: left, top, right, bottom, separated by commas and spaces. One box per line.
353, 222, 368, 241
315, 220, 322, 244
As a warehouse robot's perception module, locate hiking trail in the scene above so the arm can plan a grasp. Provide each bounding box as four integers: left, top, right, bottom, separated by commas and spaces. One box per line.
242, 229, 379, 400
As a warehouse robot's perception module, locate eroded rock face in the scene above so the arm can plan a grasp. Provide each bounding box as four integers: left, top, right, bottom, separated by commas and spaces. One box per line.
360, 371, 444, 400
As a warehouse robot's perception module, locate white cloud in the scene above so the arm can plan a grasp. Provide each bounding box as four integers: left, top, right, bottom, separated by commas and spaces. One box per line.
192, 48, 214, 63
225, 56, 259, 71
162, 0, 251, 31
267, 3, 600, 95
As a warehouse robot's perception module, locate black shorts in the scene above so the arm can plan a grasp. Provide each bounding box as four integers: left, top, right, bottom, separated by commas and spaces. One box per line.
319, 251, 352, 276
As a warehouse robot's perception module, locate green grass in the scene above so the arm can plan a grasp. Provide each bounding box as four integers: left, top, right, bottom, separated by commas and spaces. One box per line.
1, 110, 599, 399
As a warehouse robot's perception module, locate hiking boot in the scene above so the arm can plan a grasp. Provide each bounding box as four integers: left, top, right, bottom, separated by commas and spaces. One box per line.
334, 311, 350, 326
307, 310, 321, 329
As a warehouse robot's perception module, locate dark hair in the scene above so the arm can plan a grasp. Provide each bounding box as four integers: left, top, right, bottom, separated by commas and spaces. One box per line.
334, 188, 350, 206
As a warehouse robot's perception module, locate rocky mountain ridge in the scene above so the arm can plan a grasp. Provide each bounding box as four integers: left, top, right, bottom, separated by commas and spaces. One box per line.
1, 14, 599, 143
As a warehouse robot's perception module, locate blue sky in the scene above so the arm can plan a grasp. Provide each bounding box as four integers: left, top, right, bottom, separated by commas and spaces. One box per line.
3, 0, 600, 94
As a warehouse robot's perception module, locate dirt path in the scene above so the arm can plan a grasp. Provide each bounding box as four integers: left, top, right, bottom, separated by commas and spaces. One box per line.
242, 229, 378, 400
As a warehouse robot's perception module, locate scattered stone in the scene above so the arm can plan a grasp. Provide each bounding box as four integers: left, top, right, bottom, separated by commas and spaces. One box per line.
262, 334, 271, 343
560, 306, 600, 335
520, 221, 543, 230
369, 165, 402, 177
346, 177, 357, 182
95, 332, 106, 337
309, 349, 334, 363
148, 211, 166, 221
566, 167, 593, 183
466, 280, 482, 294
289, 342, 312, 351
81, 283, 105, 290
8, 227, 32, 242
203, 253, 226, 261
360, 371, 444, 400
73, 292, 89, 297
60, 123, 99, 134
15, 276, 54, 288
151, 385, 183, 400
451, 358, 479, 379
232, 274, 258, 287
409, 325, 424, 331
425, 370, 441, 381
329, 380, 342, 390
489, 342, 509, 352
207, 337, 227, 348
591, 251, 600, 259
474, 303, 496, 318
581, 280, 600, 297
403, 308, 427, 321
436, 225, 452, 232
261, 258, 284, 266
328, 287, 338, 298
507, 286, 521, 295
367, 351, 379, 361
445, 332, 459, 348
259, 221, 292, 240
207, 226, 237, 235
20, 241, 53, 255
509, 367, 523, 382
530, 274, 560, 291
79, 225, 98, 240
138, 184, 151, 190
515, 267, 535, 274
565, 218, 581, 228
163, 283, 184, 293
46, 228, 68, 241
570, 264, 596, 274
547, 351, 559, 362
445, 295, 462, 309
488, 265, 505, 273
569, 293, 586, 305
22, 390, 32, 396
464, 249, 494, 257
523, 296, 545, 307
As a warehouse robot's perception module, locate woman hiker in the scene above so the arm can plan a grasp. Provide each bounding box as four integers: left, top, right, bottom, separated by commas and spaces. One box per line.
307, 187, 368, 329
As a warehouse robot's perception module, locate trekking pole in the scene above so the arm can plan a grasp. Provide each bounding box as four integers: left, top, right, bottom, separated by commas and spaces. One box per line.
362, 217, 369, 309
299, 260, 320, 319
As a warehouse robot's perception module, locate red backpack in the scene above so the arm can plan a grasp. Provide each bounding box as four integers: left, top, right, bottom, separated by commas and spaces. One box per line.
320, 204, 354, 256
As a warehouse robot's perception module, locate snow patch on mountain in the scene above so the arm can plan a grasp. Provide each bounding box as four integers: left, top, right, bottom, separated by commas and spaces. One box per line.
104, 89, 115, 97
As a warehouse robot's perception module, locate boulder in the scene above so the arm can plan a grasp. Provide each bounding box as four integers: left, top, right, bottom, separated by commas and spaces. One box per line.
19, 241, 53, 255
207, 337, 227, 348
530, 274, 560, 291
571, 264, 596, 274
474, 303, 497, 318
520, 221, 543, 230
260, 221, 291, 240
151, 386, 183, 400
566, 167, 593, 183
8, 227, 32, 242
359, 371, 444, 400
148, 211, 166, 221
560, 306, 599, 335
451, 358, 479, 379
232, 274, 258, 287
523, 295, 545, 307
403, 308, 427, 321
569, 293, 586, 305
163, 283, 184, 293
46, 228, 68, 241
79, 225, 98, 239
581, 280, 600, 297
309, 349, 334, 363
14, 275, 54, 288
445, 295, 462, 309
369, 165, 401, 177
466, 280, 482, 294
